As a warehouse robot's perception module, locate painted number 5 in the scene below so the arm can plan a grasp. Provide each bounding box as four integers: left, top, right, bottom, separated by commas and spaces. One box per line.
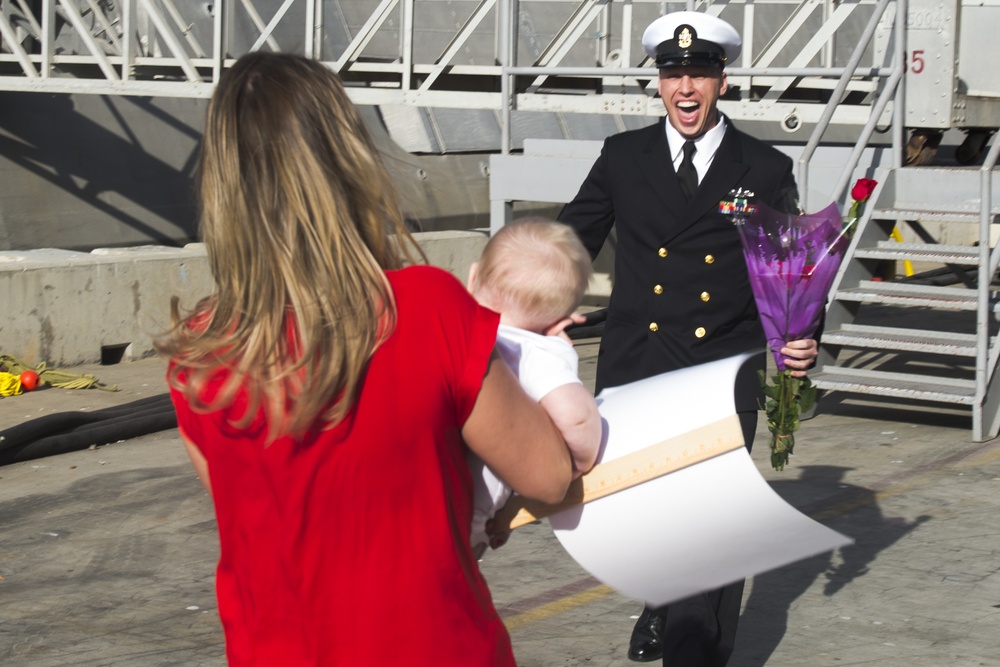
907, 49, 925, 74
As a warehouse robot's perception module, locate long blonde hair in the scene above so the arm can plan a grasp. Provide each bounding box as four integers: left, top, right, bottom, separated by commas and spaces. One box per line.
157, 52, 422, 440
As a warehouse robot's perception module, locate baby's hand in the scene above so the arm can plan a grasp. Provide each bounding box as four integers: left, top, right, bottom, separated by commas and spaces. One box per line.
544, 312, 587, 344
485, 518, 511, 551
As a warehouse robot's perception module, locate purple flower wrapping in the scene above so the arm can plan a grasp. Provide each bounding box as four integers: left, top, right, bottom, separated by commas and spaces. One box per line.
736, 201, 845, 369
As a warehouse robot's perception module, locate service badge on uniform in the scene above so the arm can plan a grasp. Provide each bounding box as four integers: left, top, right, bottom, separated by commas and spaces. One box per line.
718, 187, 756, 225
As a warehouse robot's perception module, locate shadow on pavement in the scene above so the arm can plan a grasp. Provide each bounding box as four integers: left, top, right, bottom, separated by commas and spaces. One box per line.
732, 465, 931, 667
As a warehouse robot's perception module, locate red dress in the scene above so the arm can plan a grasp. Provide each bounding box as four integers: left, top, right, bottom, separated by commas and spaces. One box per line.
169, 266, 514, 666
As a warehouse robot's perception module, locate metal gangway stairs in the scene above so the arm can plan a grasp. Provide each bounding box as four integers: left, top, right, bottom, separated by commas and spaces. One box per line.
811, 152, 1000, 441
792, 0, 1000, 441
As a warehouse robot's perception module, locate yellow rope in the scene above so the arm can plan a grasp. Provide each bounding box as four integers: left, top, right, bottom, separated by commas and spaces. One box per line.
0, 354, 118, 392
0, 371, 24, 396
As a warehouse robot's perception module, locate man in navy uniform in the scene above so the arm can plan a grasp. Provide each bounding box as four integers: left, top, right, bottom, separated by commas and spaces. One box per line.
558, 10, 818, 666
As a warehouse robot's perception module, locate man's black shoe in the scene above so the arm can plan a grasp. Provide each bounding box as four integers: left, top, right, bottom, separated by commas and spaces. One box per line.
627, 607, 664, 662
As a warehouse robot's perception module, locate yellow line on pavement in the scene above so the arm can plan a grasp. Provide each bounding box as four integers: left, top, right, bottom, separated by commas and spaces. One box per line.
955, 443, 1000, 469
503, 584, 615, 632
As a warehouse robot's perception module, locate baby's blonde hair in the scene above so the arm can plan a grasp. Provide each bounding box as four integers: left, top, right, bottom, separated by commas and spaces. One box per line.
474, 218, 592, 332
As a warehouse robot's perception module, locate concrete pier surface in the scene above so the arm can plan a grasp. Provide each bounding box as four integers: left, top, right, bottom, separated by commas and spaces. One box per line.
1, 339, 999, 666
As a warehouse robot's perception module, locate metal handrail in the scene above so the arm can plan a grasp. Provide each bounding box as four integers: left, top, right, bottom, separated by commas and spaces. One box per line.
985, 141, 1000, 280
797, 0, 897, 204
976, 135, 1000, 413
503, 65, 896, 77
829, 66, 902, 202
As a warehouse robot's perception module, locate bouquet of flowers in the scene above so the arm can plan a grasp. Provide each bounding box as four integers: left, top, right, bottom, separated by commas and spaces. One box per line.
720, 180, 877, 470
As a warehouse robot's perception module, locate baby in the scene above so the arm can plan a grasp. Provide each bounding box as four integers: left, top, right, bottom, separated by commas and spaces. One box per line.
466, 218, 603, 558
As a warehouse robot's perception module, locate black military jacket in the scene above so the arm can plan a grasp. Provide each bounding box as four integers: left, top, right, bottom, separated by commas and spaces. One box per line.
559, 117, 798, 394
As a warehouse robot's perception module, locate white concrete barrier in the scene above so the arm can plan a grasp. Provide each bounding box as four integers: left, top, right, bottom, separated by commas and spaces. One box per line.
0, 230, 490, 367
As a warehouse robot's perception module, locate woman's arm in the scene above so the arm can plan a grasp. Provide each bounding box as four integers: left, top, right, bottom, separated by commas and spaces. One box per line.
180, 433, 213, 495
462, 350, 573, 504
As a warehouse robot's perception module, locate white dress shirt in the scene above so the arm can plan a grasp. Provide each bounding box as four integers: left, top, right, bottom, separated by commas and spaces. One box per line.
665, 115, 729, 186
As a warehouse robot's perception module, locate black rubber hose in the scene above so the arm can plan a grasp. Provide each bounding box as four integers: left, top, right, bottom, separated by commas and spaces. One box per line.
0, 394, 178, 466
0, 309, 610, 465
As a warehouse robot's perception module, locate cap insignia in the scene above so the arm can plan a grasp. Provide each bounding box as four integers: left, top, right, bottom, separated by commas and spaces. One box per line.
678, 27, 693, 49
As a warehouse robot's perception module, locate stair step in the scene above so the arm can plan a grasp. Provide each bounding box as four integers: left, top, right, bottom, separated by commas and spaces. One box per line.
873, 208, 998, 224
853, 242, 984, 265
811, 366, 976, 404
834, 280, 999, 310
822, 324, 978, 356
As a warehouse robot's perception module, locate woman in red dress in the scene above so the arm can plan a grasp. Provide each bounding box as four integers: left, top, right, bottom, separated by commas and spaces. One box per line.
156, 52, 574, 666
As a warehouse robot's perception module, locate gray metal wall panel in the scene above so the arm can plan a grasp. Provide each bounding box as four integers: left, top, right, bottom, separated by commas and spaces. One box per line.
380, 105, 439, 153
510, 110, 568, 147
428, 107, 500, 152
0, 92, 202, 251
556, 111, 625, 140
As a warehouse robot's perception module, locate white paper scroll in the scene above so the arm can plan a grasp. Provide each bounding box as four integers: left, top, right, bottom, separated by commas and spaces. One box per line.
548, 353, 852, 607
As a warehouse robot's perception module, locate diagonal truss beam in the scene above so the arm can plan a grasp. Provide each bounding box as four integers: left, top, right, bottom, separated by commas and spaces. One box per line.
754, 0, 824, 68
536, 0, 608, 67
250, 0, 296, 52
759, 0, 863, 102
0, 8, 38, 77
333, 0, 397, 72
418, 0, 496, 91
57, 0, 119, 79
239, 0, 282, 51
528, 0, 609, 91
138, 0, 200, 80
14, 0, 42, 36
159, 0, 205, 57
81, 0, 123, 55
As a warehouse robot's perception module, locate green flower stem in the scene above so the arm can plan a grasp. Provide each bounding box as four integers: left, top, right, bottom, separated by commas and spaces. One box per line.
759, 366, 817, 471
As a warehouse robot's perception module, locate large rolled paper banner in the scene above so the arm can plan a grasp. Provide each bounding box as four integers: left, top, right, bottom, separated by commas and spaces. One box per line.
497, 353, 852, 607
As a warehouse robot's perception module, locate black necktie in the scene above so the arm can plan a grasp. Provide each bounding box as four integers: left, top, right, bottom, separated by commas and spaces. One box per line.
678, 141, 698, 200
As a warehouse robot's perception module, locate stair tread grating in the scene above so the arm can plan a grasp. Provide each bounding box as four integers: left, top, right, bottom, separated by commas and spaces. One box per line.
834, 282, 1000, 310
853, 243, 982, 264
835, 290, 978, 310
824, 324, 978, 355
811, 368, 976, 404
838, 323, 977, 341
873, 208, 1000, 222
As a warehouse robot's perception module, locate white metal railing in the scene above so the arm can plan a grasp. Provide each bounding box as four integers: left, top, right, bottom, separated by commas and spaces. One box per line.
0, 0, 893, 133
975, 132, 1000, 439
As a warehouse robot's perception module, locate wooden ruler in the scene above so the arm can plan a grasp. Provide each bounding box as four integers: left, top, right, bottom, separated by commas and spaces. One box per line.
493, 413, 745, 532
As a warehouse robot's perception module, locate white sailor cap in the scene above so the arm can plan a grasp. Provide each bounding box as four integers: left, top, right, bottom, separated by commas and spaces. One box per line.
642, 11, 741, 69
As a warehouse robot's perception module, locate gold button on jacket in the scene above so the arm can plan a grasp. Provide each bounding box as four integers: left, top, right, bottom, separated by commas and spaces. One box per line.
700, 291, 711, 302
649, 322, 659, 332
653, 284, 663, 295
695, 326, 707, 338
658, 247, 668, 258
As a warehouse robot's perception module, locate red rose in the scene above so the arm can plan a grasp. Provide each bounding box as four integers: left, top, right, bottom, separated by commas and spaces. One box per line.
851, 178, 878, 203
